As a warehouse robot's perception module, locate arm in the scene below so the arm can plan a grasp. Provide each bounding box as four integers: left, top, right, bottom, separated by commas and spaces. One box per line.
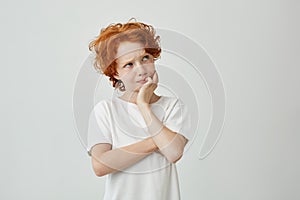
136, 72, 188, 163
90, 137, 158, 177
138, 104, 187, 163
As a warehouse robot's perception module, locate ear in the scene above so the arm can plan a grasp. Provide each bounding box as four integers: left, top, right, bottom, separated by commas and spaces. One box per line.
113, 74, 120, 80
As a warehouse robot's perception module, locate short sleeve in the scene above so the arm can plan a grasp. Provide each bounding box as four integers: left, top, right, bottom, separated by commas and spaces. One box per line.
163, 98, 192, 141
87, 101, 112, 153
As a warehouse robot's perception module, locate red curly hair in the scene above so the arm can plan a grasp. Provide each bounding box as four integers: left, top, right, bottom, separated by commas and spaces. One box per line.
89, 19, 161, 89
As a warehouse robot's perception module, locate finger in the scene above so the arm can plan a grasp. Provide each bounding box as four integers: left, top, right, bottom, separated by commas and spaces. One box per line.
146, 76, 153, 84
152, 71, 159, 84
150, 84, 157, 91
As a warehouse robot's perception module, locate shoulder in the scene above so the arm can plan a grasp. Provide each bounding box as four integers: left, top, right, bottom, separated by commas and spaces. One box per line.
94, 98, 111, 106
159, 95, 183, 108
92, 98, 113, 113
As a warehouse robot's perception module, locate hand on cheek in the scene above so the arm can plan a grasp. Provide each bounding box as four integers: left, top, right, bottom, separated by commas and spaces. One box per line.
136, 72, 159, 106
152, 71, 158, 84
146, 71, 158, 84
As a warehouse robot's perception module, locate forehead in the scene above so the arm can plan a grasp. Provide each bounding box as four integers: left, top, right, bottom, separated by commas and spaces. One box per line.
115, 42, 145, 64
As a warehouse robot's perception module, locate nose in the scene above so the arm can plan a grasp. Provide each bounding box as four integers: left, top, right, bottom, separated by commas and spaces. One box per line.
138, 72, 147, 77
136, 64, 148, 77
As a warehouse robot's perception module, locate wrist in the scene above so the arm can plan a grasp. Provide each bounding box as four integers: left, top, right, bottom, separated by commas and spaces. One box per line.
137, 102, 150, 110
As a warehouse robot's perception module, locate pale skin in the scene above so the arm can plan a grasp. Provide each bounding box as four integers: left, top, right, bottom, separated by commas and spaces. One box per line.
90, 42, 188, 177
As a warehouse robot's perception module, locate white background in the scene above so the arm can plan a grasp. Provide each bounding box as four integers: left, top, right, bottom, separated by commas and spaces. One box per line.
1, 0, 299, 199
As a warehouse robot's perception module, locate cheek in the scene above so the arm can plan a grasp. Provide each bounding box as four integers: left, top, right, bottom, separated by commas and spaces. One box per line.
148, 64, 156, 72
121, 71, 134, 79
120, 72, 136, 86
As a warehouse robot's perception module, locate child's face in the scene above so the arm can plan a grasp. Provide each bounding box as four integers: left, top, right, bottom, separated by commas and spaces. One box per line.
114, 41, 157, 92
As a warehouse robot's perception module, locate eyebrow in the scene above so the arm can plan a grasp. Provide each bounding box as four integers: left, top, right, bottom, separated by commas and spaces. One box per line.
117, 52, 148, 66
118, 58, 134, 66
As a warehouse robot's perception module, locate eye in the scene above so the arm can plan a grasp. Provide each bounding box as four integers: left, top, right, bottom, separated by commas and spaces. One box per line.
123, 63, 133, 68
141, 55, 150, 62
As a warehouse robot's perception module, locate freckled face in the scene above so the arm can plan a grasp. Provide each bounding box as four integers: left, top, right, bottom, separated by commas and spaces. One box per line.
114, 42, 156, 92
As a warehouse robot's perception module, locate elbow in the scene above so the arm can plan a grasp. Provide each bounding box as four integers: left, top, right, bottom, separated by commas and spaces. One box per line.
92, 158, 109, 177
168, 156, 182, 164
164, 132, 188, 163
172, 154, 183, 163
94, 169, 107, 177
93, 163, 112, 177
167, 149, 184, 164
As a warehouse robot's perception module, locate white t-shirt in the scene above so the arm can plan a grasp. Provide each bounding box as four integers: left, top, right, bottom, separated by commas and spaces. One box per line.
87, 95, 192, 200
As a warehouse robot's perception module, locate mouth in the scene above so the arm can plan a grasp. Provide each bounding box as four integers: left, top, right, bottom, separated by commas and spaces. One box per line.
136, 71, 156, 83
137, 79, 147, 84
137, 77, 148, 83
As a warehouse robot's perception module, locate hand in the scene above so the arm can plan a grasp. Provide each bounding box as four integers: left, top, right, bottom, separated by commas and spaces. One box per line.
136, 71, 159, 107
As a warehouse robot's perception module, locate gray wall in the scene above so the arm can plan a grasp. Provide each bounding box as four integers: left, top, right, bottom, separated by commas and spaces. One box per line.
1, 0, 299, 199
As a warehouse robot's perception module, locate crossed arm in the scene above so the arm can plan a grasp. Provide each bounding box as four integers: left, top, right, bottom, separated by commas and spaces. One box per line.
89, 105, 187, 177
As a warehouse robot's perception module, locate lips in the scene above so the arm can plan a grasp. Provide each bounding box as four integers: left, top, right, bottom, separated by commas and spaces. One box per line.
137, 79, 147, 84
137, 71, 156, 83
137, 77, 148, 83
